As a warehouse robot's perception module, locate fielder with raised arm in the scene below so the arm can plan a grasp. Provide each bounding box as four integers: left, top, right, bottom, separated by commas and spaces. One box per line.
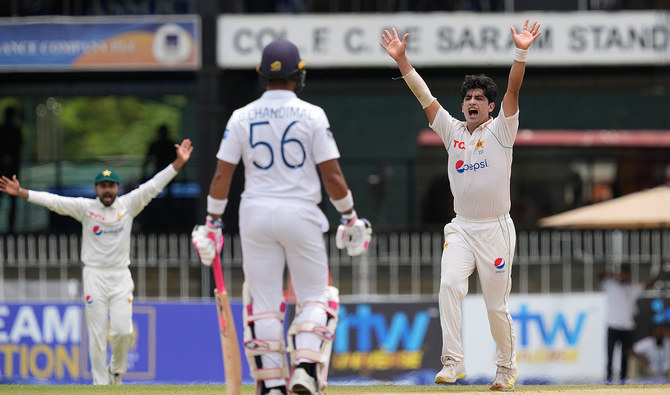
192, 40, 371, 395
381, 19, 541, 391
0, 139, 193, 385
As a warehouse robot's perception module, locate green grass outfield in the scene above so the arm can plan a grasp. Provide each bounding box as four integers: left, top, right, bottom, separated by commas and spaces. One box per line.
1, 384, 669, 394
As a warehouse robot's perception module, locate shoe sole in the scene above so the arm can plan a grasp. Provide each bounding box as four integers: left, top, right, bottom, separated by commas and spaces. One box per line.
291, 384, 313, 395
489, 379, 517, 391
435, 373, 466, 384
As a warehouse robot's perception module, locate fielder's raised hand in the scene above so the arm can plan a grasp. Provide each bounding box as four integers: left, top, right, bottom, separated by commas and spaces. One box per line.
172, 138, 194, 171
0, 175, 28, 199
510, 19, 541, 50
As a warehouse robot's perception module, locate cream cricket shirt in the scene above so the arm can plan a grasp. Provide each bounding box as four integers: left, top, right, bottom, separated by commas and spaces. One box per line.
216, 90, 341, 205
430, 107, 519, 219
27, 164, 178, 268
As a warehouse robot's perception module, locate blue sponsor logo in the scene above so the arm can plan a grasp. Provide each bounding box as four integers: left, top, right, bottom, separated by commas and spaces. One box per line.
513, 304, 586, 347
455, 159, 489, 173
334, 304, 430, 352
651, 298, 670, 325
92, 225, 124, 235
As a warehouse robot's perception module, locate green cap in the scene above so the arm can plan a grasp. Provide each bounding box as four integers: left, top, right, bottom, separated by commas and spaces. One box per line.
94, 169, 121, 185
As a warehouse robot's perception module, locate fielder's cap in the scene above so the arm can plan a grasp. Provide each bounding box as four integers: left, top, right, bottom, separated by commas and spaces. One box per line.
257, 40, 305, 78
95, 169, 121, 185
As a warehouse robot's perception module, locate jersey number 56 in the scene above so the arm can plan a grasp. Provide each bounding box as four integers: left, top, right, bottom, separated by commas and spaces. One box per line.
250, 120, 306, 170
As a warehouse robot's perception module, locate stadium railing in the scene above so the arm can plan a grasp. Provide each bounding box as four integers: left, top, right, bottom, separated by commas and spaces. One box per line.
1, 229, 669, 301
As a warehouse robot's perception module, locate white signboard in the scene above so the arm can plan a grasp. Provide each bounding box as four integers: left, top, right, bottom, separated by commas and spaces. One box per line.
217, 11, 670, 68
462, 293, 606, 384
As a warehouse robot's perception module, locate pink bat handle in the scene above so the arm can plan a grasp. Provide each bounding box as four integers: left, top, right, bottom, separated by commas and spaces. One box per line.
207, 233, 226, 293
207, 233, 227, 332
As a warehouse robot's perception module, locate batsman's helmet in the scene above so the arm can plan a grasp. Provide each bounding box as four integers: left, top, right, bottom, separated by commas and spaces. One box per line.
256, 39, 306, 93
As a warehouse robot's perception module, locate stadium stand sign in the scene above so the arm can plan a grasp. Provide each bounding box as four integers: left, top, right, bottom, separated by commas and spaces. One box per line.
217, 11, 670, 68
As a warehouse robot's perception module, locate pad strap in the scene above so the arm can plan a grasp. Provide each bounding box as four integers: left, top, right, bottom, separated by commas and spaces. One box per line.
241, 282, 289, 393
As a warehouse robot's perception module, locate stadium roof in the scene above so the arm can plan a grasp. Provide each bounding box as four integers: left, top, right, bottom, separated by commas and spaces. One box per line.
538, 185, 670, 229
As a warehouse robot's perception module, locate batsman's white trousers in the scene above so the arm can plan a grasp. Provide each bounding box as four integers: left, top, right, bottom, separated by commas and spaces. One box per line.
83, 266, 134, 385
439, 214, 517, 369
240, 199, 330, 388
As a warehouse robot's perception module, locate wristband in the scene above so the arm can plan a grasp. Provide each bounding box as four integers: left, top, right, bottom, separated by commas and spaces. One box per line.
340, 209, 358, 226
330, 189, 354, 213
206, 215, 224, 229
514, 48, 528, 63
402, 68, 436, 109
207, 195, 227, 215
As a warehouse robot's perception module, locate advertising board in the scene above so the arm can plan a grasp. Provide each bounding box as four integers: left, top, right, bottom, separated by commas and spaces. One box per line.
0, 16, 200, 71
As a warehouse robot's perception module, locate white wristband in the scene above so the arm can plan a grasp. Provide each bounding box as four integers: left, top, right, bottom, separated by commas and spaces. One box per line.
402, 69, 436, 109
207, 195, 228, 215
514, 48, 528, 63
330, 189, 354, 213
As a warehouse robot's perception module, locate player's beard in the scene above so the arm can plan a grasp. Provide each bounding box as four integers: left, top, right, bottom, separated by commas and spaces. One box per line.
100, 194, 116, 207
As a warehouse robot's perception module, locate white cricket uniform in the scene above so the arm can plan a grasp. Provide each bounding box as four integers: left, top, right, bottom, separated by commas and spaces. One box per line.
430, 106, 518, 369
602, 279, 643, 330
217, 90, 340, 388
27, 164, 178, 384
632, 336, 670, 377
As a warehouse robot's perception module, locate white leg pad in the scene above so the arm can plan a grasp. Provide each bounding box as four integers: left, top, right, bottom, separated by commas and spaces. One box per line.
242, 282, 289, 394
287, 286, 339, 393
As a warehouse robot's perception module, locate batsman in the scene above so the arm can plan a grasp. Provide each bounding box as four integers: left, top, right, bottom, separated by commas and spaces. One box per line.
192, 39, 371, 395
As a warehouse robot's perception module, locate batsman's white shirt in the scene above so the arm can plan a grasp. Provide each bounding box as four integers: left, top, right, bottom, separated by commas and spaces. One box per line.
217, 90, 341, 387
217, 90, 340, 213
430, 107, 518, 369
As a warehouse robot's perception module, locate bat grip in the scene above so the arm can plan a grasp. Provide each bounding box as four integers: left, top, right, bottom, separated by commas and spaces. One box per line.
212, 253, 226, 293
207, 233, 226, 293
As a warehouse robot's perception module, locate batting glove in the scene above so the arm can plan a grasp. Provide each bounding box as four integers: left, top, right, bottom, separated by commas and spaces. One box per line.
191, 216, 224, 266
335, 210, 373, 256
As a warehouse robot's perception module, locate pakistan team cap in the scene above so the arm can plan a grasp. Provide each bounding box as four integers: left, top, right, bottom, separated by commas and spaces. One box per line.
257, 39, 305, 78
95, 169, 121, 185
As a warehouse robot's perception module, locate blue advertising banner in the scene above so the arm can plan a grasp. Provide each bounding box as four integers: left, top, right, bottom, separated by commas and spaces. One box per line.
0, 16, 200, 71
328, 301, 441, 385
0, 301, 247, 384
0, 300, 442, 385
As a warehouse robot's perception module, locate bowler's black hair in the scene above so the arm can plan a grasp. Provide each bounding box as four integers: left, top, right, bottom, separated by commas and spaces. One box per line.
461, 74, 497, 104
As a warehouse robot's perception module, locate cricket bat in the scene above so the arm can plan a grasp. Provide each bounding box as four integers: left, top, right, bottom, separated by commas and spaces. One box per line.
209, 235, 242, 395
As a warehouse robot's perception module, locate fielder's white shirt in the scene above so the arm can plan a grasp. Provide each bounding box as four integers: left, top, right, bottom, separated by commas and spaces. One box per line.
633, 336, 670, 376
27, 164, 178, 268
430, 107, 518, 219
216, 90, 340, 205
602, 278, 644, 330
